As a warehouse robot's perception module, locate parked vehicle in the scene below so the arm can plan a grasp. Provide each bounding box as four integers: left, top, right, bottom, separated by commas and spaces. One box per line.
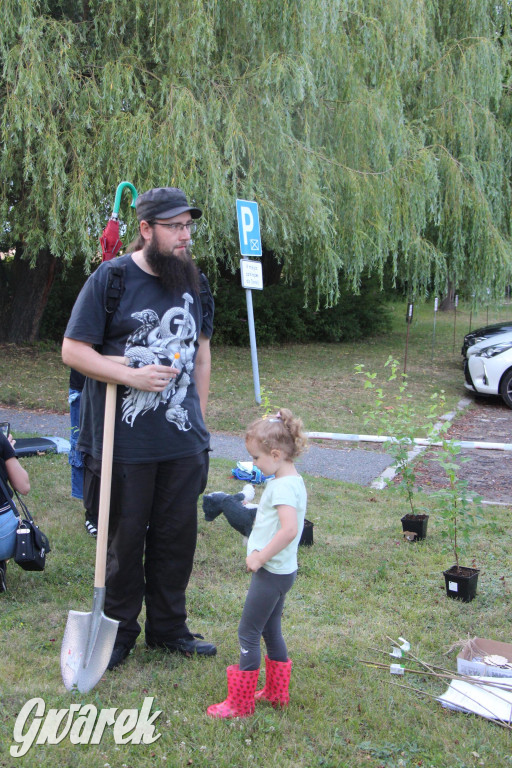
464, 339, 512, 408
465, 329, 512, 358
461, 322, 512, 357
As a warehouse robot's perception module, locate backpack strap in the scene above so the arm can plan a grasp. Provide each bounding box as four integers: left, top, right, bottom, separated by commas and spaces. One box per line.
104, 263, 126, 341
198, 270, 208, 309
92, 261, 126, 353
198, 269, 214, 337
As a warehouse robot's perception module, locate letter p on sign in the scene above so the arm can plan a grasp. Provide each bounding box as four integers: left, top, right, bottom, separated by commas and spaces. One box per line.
236, 199, 262, 257
240, 207, 253, 245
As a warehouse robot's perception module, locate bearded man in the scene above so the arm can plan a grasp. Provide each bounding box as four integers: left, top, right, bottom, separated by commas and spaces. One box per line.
62, 187, 216, 670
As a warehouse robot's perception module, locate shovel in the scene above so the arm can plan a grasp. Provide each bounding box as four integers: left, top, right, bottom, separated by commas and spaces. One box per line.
61, 382, 119, 692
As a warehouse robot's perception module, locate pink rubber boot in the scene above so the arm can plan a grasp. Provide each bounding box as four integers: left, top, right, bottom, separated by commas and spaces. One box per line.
255, 656, 292, 707
207, 664, 260, 718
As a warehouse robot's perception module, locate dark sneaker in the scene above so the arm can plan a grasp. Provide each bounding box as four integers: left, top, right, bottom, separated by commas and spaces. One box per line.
0, 561, 6, 593
146, 633, 217, 657
107, 642, 134, 670
84, 520, 98, 538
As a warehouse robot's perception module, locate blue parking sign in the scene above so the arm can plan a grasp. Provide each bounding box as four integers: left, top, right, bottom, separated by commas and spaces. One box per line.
236, 199, 262, 257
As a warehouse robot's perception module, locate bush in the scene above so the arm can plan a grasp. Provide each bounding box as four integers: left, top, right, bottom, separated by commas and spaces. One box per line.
212, 276, 391, 346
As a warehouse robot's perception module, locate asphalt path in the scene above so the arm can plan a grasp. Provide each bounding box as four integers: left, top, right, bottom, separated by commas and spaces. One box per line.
0, 405, 394, 486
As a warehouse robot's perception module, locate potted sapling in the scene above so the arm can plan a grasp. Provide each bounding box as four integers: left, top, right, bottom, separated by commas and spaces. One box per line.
355, 357, 444, 541
433, 437, 483, 602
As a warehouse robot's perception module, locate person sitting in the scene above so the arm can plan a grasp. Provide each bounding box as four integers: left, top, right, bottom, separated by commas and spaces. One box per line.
0, 432, 30, 592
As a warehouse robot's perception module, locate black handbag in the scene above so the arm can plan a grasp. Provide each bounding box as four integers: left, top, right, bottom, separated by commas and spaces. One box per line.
0, 475, 51, 571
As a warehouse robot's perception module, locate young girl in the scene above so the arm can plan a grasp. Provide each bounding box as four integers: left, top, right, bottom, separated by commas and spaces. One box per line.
207, 408, 307, 719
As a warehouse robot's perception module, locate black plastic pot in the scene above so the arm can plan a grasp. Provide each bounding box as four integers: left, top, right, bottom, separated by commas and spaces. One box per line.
299, 519, 314, 546
401, 514, 429, 541
443, 565, 479, 602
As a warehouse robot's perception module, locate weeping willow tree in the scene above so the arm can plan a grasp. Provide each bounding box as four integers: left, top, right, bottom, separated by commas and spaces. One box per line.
1, 0, 511, 340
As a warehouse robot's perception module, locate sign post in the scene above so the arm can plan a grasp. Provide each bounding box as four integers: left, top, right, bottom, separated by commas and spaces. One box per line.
236, 199, 263, 404
453, 294, 458, 353
432, 296, 438, 362
404, 302, 413, 375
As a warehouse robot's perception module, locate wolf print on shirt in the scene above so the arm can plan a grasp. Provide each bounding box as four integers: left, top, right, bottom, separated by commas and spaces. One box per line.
121, 293, 197, 431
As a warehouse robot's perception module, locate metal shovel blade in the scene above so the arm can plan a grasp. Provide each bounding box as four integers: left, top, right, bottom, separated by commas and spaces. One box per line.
60, 382, 119, 693
61, 603, 118, 693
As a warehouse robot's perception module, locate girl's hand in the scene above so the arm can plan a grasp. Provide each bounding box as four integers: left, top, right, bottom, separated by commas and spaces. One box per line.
246, 551, 264, 572
245, 505, 298, 571
7, 433, 15, 448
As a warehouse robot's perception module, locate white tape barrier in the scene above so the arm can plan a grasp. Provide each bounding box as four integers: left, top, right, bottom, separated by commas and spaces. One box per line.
306, 432, 512, 452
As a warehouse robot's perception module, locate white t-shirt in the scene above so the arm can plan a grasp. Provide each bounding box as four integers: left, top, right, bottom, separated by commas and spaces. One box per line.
247, 474, 307, 574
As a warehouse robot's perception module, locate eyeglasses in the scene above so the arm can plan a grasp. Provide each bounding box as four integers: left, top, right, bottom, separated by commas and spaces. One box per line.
152, 220, 198, 234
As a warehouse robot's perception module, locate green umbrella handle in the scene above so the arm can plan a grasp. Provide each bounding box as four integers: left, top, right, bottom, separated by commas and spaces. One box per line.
112, 181, 138, 217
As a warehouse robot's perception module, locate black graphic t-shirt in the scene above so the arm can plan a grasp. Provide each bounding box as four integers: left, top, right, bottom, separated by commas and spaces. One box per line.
64, 255, 214, 463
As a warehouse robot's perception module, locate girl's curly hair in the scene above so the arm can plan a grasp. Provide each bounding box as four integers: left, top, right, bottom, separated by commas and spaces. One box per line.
245, 407, 308, 460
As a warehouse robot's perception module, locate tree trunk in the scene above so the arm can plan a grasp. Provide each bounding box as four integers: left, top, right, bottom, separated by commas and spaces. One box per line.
0, 246, 57, 343
440, 279, 455, 311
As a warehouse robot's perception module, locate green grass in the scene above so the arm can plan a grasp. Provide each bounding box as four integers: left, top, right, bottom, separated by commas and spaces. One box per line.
1, 298, 512, 766
1, 454, 512, 767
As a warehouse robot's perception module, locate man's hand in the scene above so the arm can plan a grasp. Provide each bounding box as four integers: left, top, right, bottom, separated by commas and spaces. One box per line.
126, 364, 180, 392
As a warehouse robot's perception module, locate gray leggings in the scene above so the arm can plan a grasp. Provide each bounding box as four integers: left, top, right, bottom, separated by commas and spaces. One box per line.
238, 567, 297, 671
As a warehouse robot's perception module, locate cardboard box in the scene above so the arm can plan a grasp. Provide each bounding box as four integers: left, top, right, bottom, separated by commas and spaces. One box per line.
457, 637, 512, 678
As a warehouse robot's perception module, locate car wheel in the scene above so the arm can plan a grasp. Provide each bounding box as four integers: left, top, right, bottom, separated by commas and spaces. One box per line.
499, 368, 512, 408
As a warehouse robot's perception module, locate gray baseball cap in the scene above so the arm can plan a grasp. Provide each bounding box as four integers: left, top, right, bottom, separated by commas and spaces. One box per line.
136, 187, 202, 222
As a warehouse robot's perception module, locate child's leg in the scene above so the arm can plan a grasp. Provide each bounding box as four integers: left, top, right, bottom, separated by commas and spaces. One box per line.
261, 571, 296, 660
238, 569, 296, 671
261, 595, 288, 661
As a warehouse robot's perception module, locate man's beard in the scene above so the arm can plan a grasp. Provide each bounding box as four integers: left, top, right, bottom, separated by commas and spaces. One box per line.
144, 240, 200, 294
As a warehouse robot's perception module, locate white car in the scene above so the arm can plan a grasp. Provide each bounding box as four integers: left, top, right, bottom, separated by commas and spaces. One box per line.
464, 339, 512, 408
465, 329, 512, 358
461, 322, 512, 357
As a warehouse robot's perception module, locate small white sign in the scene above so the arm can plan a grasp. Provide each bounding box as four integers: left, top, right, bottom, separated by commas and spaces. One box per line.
434, 297, 438, 311
240, 259, 263, 290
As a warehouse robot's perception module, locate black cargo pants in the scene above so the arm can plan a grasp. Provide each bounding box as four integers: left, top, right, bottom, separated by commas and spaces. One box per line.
87, 450, 209, 646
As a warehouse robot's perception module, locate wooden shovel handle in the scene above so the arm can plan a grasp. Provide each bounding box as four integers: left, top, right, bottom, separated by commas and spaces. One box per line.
94, 382, 116, 588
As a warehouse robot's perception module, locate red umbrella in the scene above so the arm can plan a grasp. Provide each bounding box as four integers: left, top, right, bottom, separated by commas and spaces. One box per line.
100, 218, 122, 261
100, 181, 138, 261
